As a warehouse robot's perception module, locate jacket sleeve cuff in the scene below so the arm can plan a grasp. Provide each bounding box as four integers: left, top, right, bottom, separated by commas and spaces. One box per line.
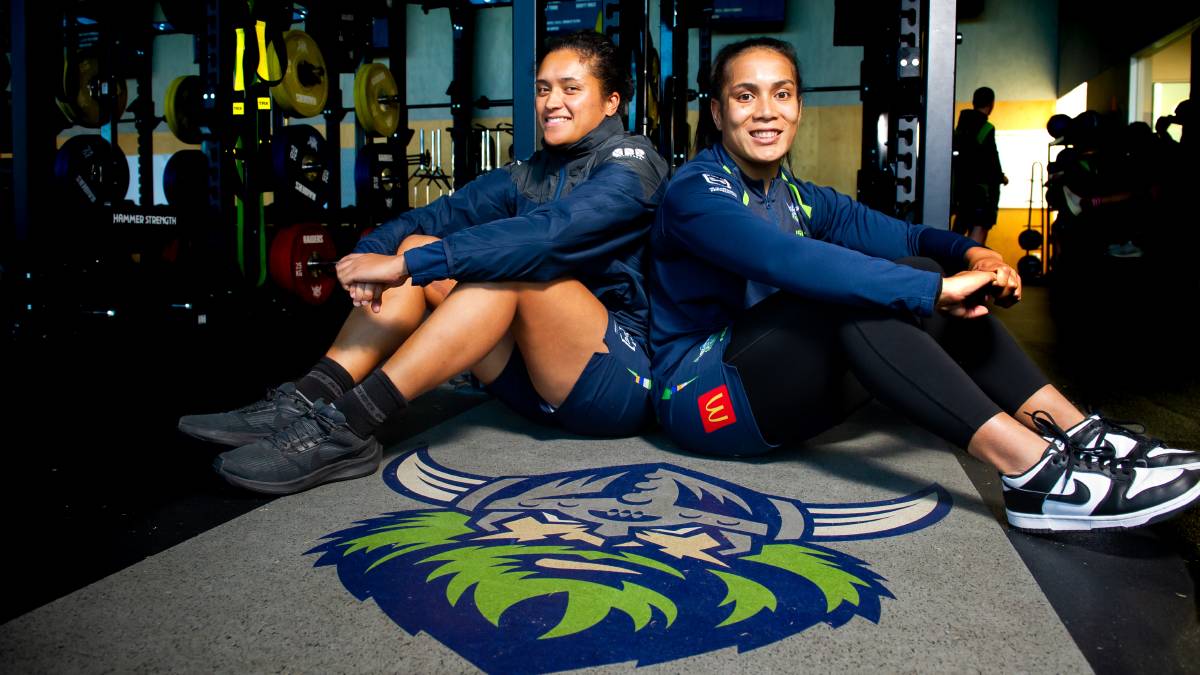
404, 242, 451, 286
916, 227, 981, 263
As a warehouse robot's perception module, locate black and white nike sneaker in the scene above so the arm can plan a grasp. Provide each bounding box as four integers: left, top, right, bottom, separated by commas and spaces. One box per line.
1001, 439, 1200, 532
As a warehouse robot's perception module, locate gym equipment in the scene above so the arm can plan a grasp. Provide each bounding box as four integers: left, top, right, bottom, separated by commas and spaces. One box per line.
270, 124, 332, 208
53, 135, 130, 209
162, 150, 210, 208
1018, 228, 1044, 252
354, 143, 425, 216
164, 75, 206, 144
353, 63, 401, 137
267, 30, 329, 118
1017, 162, 1046, 279
1046, 114, 1070, 140
1017, 255, 1042, 279
268, 222, 339, 304
59, 53, 128, 128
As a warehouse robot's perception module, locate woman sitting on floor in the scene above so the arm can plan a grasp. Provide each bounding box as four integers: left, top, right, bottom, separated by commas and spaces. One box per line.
180, 31, 669, 495
646, 37, 1200, 532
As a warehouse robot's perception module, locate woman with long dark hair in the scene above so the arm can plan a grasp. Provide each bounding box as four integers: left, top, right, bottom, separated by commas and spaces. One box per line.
648, 37, 1200, 532
181, 31, 669, 495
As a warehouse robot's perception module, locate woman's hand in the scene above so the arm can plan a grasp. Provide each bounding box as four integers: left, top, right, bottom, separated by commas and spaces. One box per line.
937, 270, 998, 318
964, 248, 1021, 307
336, 253, 410, 313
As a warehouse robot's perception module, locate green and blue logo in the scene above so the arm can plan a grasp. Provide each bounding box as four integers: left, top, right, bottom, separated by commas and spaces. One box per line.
310, 449, 951, 673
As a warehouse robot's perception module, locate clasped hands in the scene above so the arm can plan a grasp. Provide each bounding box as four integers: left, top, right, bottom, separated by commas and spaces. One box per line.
335, 253, 410, 314
936, 250, 1022, 318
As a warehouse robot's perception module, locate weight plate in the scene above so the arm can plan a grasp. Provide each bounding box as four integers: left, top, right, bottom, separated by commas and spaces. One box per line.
1017, 228, 1044, 252
353, 63, 399, 137
268, 30, 328, 118
271, 124, 331, 208
1046, 113, 1070, 140
53, 134, 130, 209
163, 150, 210, 208
165, 75, 205, 144
62, 54, 128, 128
1017, 254, 1043, 279
326, 12, 367, 72
268, 222, 338, 304
354, 143, 405, 215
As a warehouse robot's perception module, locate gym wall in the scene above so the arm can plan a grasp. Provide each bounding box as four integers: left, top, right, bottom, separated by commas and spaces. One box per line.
55, 0, 1065, 219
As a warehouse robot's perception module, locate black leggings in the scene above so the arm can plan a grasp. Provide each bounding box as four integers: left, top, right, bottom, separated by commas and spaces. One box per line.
724, 258, 1048, 449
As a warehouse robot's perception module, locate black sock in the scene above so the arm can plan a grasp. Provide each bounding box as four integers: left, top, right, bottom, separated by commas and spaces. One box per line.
334, 370, 408, 437
296, 357, 355, 403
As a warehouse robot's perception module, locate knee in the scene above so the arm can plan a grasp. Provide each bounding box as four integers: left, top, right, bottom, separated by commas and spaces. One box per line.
895, 256, 943, 275
396, 234, 441, 255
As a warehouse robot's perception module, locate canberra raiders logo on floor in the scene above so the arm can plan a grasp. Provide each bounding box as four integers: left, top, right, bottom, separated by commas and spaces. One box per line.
310, 449, 952, 673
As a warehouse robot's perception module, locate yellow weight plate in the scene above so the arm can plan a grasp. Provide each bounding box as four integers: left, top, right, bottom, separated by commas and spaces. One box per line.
353, 63, 399, 137
268, 30, 328, 119
62, 54, 128, 128
165, 75, 204, 144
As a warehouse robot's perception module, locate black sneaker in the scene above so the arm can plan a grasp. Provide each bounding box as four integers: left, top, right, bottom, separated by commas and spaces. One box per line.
1029, 410, 1200, 469
1001, 440, 1200, 532
178, 383, 313, 446
213, 401, 382, 495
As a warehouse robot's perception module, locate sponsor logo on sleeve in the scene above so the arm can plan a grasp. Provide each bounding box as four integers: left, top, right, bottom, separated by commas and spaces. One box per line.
701, 173, 738, 198
612, 147, 647, 160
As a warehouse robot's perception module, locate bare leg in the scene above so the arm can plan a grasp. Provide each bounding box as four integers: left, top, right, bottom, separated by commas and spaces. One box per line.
324, 235, 453, 381
378, 279, 608, 404
1013, 384, 1086, 432
967, 413, 1052, 475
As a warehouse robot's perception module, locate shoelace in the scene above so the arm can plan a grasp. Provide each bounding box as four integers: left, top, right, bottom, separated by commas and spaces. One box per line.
1029, 410, 1136, 476
235, 389, 282, 414
267, 407, 336, 452
1090, 414, 1164, 450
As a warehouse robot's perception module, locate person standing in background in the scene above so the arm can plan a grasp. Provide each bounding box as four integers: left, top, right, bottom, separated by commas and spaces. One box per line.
953, 86, 1008, 245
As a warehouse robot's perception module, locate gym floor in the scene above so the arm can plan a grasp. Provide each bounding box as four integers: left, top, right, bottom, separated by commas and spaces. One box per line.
2, 267, 1198, 673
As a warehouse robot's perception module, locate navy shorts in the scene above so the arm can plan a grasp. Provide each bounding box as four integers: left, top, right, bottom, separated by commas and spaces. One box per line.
654, 327, 776, 457
485, 313, 655, 437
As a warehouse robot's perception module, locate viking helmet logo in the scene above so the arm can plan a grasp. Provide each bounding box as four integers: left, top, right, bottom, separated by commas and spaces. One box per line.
311, 448, 952, 673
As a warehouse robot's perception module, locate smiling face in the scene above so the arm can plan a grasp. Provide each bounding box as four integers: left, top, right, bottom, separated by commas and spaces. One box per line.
535, 48, 621, 147
711, 47, 802, 181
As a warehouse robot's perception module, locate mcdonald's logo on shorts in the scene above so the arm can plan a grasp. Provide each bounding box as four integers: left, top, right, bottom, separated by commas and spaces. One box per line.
698, 384, 737, 433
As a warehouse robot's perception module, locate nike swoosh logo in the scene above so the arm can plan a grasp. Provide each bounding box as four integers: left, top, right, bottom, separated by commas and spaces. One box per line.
1046, 479, 1091, 506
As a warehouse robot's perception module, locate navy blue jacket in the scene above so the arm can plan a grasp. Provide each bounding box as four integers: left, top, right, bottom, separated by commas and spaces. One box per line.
649, 144, 980, 378
354, 116, 669, 336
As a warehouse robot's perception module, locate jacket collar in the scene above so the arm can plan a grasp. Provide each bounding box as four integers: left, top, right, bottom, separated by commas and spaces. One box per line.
542, 115, 625, 160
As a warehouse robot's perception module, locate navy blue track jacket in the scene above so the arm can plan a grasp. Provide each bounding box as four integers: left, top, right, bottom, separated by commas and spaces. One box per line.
353, 116, 670, 336
649, 144, 981, 378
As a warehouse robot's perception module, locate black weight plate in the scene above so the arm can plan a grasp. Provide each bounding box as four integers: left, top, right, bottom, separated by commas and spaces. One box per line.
1017, 228, 1044, 251
354, 143, 404, 215
271, 124, 331, 208
53, 134, 130, 209
163, 149, 210, 208
1017, 254, 1042, 279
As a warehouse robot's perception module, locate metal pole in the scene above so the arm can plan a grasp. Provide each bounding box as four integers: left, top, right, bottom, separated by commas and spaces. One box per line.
511, 0, 537, 160
919, 0, 956, 229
